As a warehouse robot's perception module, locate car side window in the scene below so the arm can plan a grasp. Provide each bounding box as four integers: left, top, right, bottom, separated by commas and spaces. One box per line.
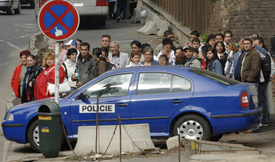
83, 74, 133, 98
172, 75, 191, 92
137, 73, 172, 95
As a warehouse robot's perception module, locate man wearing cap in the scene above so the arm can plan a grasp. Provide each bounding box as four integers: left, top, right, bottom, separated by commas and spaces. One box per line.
65, 39, 78, 49
184, 46, 201, 68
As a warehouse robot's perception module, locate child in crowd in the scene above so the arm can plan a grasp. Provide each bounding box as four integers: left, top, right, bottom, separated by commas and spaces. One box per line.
192, 48, 199, 58
159, 54, 169, 65
206, 34, 215, 46
200, 45, 211, 69
126, 52, 143, 67
191, 38, 201, 54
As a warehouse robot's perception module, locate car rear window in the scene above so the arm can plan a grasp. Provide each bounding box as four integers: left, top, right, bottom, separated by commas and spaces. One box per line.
189, 68, 239, 86
137, 72, 191, 95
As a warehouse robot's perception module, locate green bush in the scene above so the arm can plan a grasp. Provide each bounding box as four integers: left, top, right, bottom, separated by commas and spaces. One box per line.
201, 30, 208, 44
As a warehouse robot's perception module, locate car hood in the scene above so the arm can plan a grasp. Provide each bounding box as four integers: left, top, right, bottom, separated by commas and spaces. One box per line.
6, 98, 68, 119
10, 97, 56, 110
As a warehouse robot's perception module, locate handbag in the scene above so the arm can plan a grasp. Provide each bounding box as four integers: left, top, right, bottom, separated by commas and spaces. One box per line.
46, 66, 71, 96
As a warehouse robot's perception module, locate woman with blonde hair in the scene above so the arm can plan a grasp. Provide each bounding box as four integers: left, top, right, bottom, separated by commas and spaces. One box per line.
225, 41, 241, 78
34, 52, 66, 100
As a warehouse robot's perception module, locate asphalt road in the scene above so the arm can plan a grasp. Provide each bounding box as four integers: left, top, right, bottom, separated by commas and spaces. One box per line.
0, 6, 39, 114
0, 7, 160, 162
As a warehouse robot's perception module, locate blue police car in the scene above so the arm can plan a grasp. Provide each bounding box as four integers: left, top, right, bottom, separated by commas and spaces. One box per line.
2, 66, 262, 152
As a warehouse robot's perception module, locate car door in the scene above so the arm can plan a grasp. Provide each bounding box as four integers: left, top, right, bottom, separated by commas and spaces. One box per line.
70, 73, 134, 135
130, 72, 193, 134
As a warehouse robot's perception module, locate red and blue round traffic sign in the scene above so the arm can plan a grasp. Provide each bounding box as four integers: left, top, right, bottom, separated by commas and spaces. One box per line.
38, 0, 80, 41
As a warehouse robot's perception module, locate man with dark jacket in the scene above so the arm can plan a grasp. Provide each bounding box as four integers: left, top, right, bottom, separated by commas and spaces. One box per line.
239, 37, 261, 83
254, 37, 271, 128
72, 42, 96, 87
238, 37, 261, 133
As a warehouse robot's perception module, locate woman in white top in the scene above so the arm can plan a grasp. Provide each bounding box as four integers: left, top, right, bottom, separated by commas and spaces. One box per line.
126, 52, 143, 67
62, 48, 78, 92
157, 38, 175, 65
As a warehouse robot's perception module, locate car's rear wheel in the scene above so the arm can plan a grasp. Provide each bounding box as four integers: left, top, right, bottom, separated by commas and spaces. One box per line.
14, 1, 21, 14
27, 120, 40, 152
173, 114, 211, 140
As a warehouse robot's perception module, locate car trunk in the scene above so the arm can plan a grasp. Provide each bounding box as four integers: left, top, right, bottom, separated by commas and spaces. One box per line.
230, 82, 259, 110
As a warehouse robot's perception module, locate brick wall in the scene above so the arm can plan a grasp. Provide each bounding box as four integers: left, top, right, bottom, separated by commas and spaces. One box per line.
209, 0, 275, 45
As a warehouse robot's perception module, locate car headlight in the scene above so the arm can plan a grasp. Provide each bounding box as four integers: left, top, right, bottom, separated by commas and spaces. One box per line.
5, 113, 14, 121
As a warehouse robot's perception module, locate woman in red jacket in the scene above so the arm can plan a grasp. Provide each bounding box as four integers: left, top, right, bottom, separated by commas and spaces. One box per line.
11, 50, 30, 103
34, 52, 66, 100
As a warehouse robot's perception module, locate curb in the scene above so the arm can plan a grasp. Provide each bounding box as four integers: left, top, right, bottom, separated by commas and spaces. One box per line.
5, 93, 21, 115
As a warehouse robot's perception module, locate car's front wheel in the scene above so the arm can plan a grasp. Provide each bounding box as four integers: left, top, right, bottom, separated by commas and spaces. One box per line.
173, 114, 211, 140
27, 120, 40, 152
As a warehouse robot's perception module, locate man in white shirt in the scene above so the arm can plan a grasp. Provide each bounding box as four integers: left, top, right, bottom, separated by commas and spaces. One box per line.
108, 41, 129, 68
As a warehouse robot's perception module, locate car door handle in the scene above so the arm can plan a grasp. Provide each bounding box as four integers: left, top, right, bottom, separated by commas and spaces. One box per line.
117, 104, 128, 107
172, 100, 183, 103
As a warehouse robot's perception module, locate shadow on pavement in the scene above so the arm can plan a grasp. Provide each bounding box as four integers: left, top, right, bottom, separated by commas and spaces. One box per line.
21, 6, 33, 9
12, 144, 37, 153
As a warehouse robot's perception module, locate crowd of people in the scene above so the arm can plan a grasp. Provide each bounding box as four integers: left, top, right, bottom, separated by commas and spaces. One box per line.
11, 29, 275, 133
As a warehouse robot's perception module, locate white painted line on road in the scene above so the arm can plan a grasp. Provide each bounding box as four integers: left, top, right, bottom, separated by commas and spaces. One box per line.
0, 40, 3, 42
23, 30, 37, 32
20, 33, 33, 38
14, 23, 37, 30
6, 42, 22, 51
0, 63, 10, 67
0, 61, 16, 66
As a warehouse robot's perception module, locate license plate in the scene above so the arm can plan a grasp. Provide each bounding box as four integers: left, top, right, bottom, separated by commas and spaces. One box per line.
68, 0, 82, 3
252, 95, 258, 104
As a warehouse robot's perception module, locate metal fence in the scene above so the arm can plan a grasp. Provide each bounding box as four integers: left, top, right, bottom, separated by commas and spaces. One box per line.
149, 0, 215, 35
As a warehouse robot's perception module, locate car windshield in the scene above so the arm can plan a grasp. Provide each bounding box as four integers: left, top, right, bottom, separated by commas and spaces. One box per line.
63, 86, 81, 99
189, 68, 239, 86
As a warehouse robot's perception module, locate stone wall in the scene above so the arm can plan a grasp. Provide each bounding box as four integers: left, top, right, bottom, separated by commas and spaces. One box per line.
209, 0, 275, 45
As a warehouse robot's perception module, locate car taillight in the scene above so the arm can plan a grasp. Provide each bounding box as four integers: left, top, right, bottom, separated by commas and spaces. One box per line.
240, 91, 249, 108
96, 0, 109, 6
39, 0, 47, 8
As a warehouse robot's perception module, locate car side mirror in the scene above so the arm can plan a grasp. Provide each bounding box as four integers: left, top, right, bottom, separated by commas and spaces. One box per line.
76, 92, 89, 100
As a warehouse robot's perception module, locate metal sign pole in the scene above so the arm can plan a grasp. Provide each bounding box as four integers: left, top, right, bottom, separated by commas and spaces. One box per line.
55, 41, 60, 104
